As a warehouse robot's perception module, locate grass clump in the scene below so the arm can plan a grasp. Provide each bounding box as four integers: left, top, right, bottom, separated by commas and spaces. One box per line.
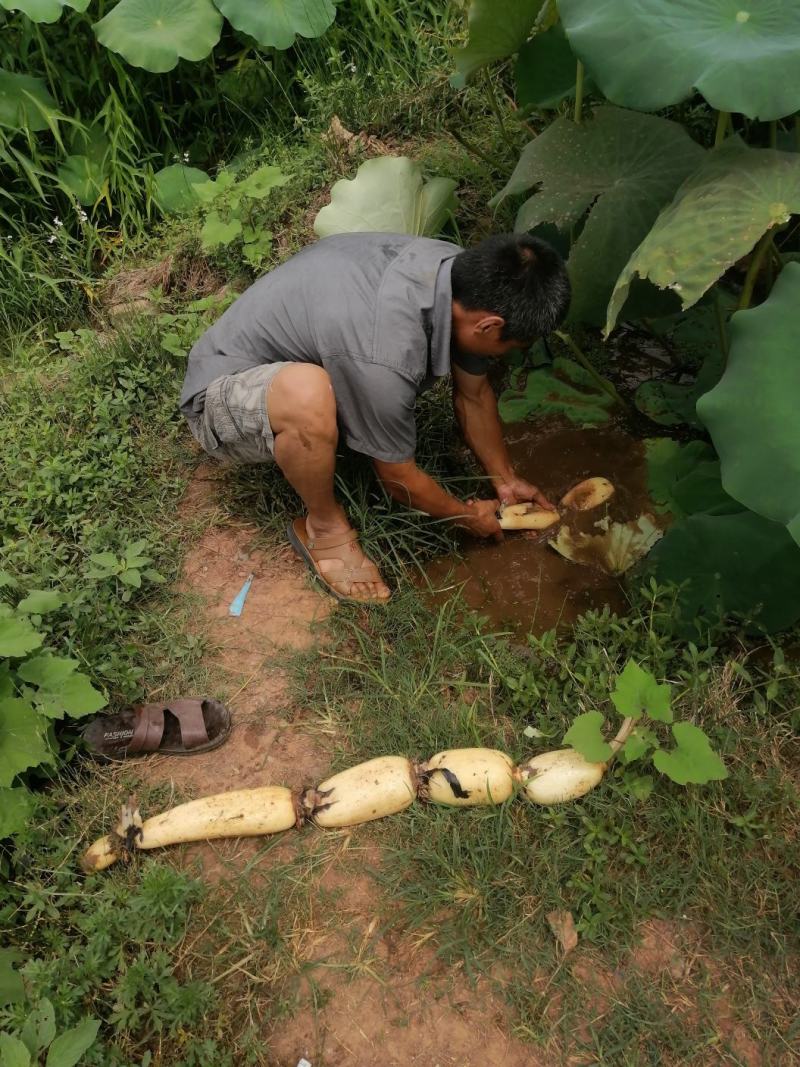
291, 584, 799, 1055
0, 319, 203, 703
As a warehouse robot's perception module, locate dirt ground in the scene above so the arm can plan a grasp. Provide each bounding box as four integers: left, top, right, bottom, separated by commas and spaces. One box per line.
124, 464, 771, 1067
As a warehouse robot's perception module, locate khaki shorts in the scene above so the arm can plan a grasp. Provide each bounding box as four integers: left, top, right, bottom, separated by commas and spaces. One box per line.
186, 363, 290, 465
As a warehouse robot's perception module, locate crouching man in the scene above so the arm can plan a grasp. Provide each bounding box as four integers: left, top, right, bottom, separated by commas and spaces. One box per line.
179, 232, 571, 603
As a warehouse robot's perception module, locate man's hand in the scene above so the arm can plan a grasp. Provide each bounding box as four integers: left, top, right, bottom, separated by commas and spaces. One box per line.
494, 475, 555, 510
457, 498, 503, 541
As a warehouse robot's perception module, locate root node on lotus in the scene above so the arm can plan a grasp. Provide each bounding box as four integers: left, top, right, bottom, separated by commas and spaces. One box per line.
81, 731, 633, 874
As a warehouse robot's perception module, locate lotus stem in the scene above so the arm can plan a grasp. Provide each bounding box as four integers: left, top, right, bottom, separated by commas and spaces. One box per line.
738, 228, 775, 310
553, 330, 628, 410
714, 290, 729, 363
609, 717, 636, 756
447, 128, 497, 171
574, 61, 585, 125
483, 71, 516, 152
714, 110, 730, 147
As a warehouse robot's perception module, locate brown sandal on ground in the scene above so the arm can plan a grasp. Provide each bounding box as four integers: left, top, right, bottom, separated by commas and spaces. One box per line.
286, 517, 391, 604
81, 698, 231, 761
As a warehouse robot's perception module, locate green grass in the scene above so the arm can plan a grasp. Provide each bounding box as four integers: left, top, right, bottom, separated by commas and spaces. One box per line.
284, 585, 799, 1056
1, 7, 798, 1061
0, 318, 205, 703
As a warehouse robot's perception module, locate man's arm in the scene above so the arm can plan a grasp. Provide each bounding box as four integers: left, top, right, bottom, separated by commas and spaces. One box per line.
372, 458, 501, 539
451, 364, 554, 509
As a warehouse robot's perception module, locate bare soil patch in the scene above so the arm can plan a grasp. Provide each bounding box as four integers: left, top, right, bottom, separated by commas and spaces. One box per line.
135, 465, 331, 801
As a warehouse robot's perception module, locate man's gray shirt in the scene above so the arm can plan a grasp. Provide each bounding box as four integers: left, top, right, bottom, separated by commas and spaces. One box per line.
180, 233, 461, 462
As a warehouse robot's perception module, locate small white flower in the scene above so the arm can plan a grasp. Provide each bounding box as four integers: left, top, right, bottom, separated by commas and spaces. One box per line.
48, 234, 57, 243
78, 210, 88, 223
183, 151, 190, 163
53, 216, 63, 227
348, 62, 357, 74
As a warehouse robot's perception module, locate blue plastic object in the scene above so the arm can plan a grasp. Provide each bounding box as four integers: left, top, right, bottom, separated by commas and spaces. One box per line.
229, 573, 254, 617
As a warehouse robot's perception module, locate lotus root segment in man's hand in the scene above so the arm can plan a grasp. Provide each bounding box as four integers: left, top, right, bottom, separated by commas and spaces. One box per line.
180, 233, 571, 603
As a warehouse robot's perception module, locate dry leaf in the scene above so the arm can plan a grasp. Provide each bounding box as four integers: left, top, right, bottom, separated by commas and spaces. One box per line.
547, 909, 579, 955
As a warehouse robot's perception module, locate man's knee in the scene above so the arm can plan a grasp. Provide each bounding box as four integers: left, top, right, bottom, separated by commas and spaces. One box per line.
268, 363, 336, 439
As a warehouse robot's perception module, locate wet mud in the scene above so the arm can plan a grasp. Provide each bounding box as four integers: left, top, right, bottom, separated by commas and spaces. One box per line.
423, 421, 655, 636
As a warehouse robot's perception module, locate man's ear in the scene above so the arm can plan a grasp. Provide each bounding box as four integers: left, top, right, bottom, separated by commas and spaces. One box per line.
476, 314, 505, 335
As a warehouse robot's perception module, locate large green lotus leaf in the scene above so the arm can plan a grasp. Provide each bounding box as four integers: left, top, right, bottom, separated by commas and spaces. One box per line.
606, 141, 800, 333
697, 263, 800, 545
451, 0, 544, 87
313, 157, 458, 239
492, 108, 703, 326
94, 0, 223, 73
643, 510, 800, 634
0, 0, 88, 21
498, 356, 614, 425
153, 164, 211, 213
515, 22, 594, 110
214, 0, 335, 49
644, 439, 742, 519
559, 0, 800, 121
0, 69, 56, 131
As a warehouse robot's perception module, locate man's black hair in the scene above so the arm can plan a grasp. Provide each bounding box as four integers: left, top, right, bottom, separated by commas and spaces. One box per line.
451, 233, 571, 342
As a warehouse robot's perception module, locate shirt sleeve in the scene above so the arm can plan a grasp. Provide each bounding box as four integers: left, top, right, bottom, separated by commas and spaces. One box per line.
323, 360, 418, 462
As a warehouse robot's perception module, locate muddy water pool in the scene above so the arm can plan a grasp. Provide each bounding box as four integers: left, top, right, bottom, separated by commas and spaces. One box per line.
422, 422, 657, 636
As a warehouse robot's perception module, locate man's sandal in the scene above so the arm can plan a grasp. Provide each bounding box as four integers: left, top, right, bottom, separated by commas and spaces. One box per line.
287, 517, 390, 604
81, 698, 231, 761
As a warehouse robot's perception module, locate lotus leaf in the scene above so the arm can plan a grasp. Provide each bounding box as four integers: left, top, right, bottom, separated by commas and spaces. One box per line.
57, 155, 105, 206
559, 0, 800, 121
498, 356, 614, 425
653, 722, 728, 786
214, 0, 335, 50
644, 510, 800, 634
492, 108, 703, 326
56, 126, 110, 205
635, 348, 724, 428
563, 711, 612, 763
154, 164, 211, 213
549, 515, 663, 576
94, 0, 222, 73
451, 0, 544, 87
645, 439, 741, 520
0, 69, 56, 131
606, 141, 800, 333
611, 661, 672, 723
313, 157, 457, 239
515, 22, 593, 110
697, 262, 800, 545
0, 0, 88, 21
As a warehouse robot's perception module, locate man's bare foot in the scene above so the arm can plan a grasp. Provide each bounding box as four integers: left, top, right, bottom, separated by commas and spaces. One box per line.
303, 517, 391, 602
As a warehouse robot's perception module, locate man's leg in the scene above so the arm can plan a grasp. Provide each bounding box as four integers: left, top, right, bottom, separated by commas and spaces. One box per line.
267, 364, 390, 602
